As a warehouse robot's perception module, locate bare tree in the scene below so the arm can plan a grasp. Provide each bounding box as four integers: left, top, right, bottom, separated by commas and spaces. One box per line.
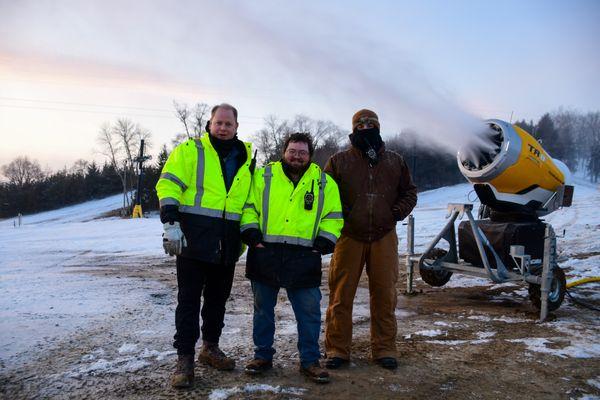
70, 159, 90, 176
1, 156, 45, 187
192, 102, 210, 136
290, 114, 345, 148
173, 101, 209, 146
253, 115, 291, 164
551, 109, 579, 171
96, 119, 152, 211
112, 118, 152, 166
253, 114, 346, 166
580, 111, 600, 182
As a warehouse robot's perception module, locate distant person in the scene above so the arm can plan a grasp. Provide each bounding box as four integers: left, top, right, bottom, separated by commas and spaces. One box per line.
324, 109, 417, 370
156, 103, 255, 389
240, 133, 343, 383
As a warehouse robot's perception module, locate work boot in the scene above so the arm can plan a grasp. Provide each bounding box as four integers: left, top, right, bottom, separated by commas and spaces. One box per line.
375, 357, 398, 370
198, 342, 235, 371
300, 362, 330, 384
171, 354, 194, 389
244, 358, 273, 375
324, 356, 349, 370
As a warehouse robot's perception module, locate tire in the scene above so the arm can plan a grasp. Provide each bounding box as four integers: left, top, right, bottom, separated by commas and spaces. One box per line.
419, 248, 453, 287
528, 266, 566, 311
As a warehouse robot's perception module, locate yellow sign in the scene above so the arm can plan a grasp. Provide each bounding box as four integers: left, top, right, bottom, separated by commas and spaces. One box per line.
132, 204, 143, 218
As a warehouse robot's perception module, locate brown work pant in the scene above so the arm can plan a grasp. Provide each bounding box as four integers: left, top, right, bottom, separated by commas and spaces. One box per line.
325, 230, 399, 360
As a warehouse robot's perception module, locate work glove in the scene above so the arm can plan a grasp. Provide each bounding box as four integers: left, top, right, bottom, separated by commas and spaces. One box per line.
162, 221, 187, 256
313, 236, 336, 255
240, 227, 263, 248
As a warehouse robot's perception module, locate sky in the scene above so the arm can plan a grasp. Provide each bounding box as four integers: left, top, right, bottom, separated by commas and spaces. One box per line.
1, 0, 599, 170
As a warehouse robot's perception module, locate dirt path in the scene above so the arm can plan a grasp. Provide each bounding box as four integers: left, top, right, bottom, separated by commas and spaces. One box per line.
1, 257, 599, 400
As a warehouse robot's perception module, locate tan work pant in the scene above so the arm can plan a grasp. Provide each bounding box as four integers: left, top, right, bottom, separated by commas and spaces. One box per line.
325, 230, 399, 360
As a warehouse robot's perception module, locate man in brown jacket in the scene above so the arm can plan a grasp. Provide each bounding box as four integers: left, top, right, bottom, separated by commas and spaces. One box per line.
324, 109, 417, 370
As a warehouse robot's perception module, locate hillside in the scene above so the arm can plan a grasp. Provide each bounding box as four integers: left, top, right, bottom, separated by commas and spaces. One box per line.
1, 181, 598, 399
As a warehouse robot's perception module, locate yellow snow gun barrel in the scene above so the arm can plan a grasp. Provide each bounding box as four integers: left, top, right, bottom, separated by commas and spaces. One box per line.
457, 119, 574, 217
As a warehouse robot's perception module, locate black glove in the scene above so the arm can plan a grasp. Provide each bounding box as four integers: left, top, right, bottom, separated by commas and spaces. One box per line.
160, 205, 180, 224
313, 236, 336, 255
241, 228, 263, 247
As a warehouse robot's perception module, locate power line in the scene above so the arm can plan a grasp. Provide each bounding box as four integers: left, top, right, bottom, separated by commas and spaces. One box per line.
0, 103, 176, 119
0, 96, 174, 113
0, 100, 266, 122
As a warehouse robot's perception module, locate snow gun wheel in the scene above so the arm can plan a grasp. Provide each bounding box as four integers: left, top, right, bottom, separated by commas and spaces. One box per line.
419, 248, 453, 287
528, 266, 566, 311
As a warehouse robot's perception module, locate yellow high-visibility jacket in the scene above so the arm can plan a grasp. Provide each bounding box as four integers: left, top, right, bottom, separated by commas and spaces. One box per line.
241, 161, 343, 247
241, 161, 343, 288
156, 133, 253, 264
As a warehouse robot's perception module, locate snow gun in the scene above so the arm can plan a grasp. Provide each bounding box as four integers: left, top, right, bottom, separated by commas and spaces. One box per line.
457, 119, 574, 218
405, 119, 575, 322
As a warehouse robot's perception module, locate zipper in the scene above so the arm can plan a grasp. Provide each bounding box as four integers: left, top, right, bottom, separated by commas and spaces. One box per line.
368, 164, 374, 242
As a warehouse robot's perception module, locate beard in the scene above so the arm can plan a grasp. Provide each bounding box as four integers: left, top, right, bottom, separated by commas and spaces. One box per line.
282, 158, 310, 176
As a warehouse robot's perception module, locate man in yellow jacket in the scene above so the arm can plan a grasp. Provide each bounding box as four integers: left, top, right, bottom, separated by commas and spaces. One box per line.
156, 103, 254, 388
240, 133, 343, 383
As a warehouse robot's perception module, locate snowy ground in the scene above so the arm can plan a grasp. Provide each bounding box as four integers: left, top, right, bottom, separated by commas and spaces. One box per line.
1, 180, 599, 399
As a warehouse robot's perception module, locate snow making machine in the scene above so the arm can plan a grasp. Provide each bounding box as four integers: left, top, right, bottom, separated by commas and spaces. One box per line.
405, 119, 575, 321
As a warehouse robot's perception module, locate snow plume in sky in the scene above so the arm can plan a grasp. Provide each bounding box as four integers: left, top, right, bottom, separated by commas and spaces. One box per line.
214, 1, 489, 154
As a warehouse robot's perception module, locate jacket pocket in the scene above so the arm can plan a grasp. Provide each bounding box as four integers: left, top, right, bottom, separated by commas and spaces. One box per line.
246, 245, 280, 286
371, 195, 396, 231
180, 215, 223, 263
282, 248, 322, 288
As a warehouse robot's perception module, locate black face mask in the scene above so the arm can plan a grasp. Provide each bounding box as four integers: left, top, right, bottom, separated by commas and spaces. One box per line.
349, 127, 383, 164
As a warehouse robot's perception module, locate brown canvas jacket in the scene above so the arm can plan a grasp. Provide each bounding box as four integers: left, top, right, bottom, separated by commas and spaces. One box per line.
324, 146, 417, 242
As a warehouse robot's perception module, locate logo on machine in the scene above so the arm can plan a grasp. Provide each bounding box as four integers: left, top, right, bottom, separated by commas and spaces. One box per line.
527, 143, 546, 161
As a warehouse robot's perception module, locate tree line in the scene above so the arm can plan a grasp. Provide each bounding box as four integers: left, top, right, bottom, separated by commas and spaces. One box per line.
515, 110, 600, 182
1, 105, 599, 219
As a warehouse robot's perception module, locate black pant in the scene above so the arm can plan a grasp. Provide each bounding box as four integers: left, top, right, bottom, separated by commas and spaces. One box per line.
173, 256, 235, 355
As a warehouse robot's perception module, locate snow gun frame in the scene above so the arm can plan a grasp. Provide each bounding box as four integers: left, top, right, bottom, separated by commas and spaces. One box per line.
405, 203, 566, 322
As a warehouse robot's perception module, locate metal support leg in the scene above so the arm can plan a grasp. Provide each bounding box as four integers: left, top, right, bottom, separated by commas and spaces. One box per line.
406, 215, 415, 294
539, 224, 556, 322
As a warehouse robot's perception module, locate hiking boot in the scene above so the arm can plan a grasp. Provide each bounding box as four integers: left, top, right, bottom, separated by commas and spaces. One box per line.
198, 343, 235, 371
171, 354, 194, 389
300, 362, 330, 384
324, 356, 349, 370
244, 358, 273, 375
375, 357, 398, 370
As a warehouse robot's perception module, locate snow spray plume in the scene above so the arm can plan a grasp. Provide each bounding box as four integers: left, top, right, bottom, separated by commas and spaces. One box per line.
210, 1, 488, 155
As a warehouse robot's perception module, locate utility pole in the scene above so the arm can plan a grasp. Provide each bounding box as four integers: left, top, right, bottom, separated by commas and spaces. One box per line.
132, 139, 151, 218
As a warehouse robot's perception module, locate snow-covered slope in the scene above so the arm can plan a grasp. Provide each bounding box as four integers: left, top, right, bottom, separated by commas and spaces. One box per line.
0, 181, 598, 366
0, 193, 127, 227
0, 194, 164, 362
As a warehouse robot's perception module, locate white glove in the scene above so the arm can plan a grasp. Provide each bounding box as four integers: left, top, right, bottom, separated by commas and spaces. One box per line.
162, 222, 187, 256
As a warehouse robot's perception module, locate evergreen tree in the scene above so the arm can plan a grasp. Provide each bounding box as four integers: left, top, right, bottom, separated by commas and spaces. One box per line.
536, 114, 563, 159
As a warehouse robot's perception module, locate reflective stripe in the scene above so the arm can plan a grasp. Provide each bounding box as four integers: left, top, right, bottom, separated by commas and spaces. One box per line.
311, 172, 327, 240
179, 205, 241, 221
263, 234, 313, 247
243, 203, 257, 212
262, 165, 273, 231
322, 211, 343, 220
240, 222, 260, 232
317, 230, 338, 244
159, 197, 180, 207
194, 139, 205, 209
160, 172, 188, 191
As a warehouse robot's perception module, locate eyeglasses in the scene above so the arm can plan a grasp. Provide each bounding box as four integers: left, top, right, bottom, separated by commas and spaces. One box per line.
286, 149, 309, 157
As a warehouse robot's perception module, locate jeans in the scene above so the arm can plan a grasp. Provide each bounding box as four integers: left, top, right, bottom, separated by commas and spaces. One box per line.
251, 280, 322, 368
